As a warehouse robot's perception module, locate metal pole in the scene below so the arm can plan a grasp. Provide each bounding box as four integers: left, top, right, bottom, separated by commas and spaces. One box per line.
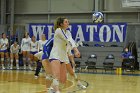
95, 0, 99, 12
138, 12, 140, 23
10, 0, 15, 34
10, 0, 15, 45
1, 0, 6, 25
47, 0, 51, 23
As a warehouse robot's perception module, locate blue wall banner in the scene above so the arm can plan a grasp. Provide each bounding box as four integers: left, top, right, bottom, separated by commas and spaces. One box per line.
29, 23, 127, 42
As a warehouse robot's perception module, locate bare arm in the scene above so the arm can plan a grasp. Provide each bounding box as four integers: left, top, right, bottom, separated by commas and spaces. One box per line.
68, 54, 75, 67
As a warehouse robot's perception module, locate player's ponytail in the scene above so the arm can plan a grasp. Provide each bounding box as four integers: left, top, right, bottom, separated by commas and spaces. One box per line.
54, 17, 66, 31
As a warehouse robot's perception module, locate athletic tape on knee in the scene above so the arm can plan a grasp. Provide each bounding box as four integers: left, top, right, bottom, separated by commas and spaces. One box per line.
1, 58, 4, 61
52, 78, 59, 86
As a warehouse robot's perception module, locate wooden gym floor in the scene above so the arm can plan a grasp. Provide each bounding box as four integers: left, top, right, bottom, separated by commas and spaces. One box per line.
0, 70, 140, 93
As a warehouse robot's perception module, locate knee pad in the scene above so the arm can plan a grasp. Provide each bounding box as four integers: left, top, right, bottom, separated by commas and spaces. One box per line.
1, 58, 4, 62
16, 59, 19, 63
52, 78, 59, 86
11, 59, 13, 63
23, 57, 26, 61
5, 58, 10, 62
28, 58, 30, 61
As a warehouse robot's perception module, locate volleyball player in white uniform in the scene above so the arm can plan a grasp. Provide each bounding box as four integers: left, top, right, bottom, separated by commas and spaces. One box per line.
21, 32, 31, 69
42, 32, 86, 92
0, 33, 9, 70
49, 17, 80, 93
10, 41, 20, 69
30, 36, 38, 70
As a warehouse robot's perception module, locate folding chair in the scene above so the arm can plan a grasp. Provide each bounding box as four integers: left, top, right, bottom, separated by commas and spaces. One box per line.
74, 56, 82, 73
103, 54, 115, 73
85, 54, 97, 73
123, 55, 135, 72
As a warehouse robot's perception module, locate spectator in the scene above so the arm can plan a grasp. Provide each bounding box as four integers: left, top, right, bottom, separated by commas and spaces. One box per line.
121, 48, 132, 59
121, 47, 133, 71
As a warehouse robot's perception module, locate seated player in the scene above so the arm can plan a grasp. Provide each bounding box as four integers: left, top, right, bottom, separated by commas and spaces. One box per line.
10, 41, 20, 69
29, 36, 38, 70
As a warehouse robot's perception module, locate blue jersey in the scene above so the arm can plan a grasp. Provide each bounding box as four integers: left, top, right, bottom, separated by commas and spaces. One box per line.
42, 38, 54, 59
121, 51, 132, 59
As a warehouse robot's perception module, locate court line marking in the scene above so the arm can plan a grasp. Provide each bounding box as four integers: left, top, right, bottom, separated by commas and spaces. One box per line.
66, 80, 89, 93
78, 72, 140, 77
62, 79, 75, 90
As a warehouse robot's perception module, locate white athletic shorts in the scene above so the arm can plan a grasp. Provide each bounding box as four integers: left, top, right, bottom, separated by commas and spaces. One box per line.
34, 51, 43, 60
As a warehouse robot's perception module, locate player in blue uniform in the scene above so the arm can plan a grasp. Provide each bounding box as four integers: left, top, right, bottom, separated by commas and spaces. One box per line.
34, 37, 53, 78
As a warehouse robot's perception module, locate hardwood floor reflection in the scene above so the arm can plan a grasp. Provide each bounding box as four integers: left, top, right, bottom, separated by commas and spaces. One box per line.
1, 70, 140, 93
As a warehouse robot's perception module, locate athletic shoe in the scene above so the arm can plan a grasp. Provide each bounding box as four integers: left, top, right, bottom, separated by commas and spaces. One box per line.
77, 81, 86, 89
10, 66, 13, 70
16, 65, 19, 70
28, 65, 32, 70
23, 65, 26, 70
17, 67, 20, 70
34, 75, 38, 79
2, 66, 5, 70
126, 69, 130, 72
47, 87, 55, 93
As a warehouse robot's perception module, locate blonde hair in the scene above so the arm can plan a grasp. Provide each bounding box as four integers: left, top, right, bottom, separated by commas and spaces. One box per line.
54, 17, 66, 31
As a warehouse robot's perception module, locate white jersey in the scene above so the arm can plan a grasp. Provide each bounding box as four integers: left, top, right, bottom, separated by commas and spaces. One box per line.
0, 38, 9, 50
30, 41, 38, 52
10, 44, 20, 54
49, 28, 74, 63
21, 37, 31, 51
38, 40, 47, 51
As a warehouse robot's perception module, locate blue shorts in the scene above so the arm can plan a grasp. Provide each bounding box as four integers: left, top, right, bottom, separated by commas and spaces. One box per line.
0, 49, 8, 53
30, 51, 38, 55
42, 49, 51, 60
